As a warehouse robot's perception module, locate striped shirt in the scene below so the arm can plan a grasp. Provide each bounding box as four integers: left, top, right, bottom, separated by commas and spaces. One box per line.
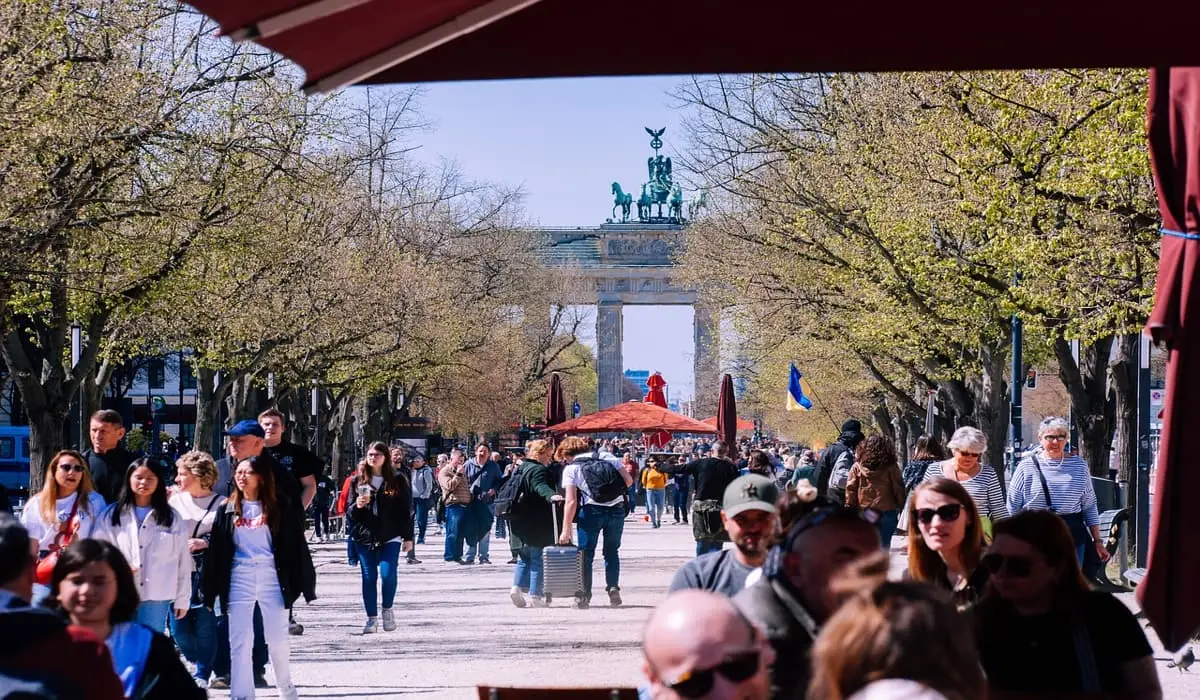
922, 460, 1009, 521
1008, 453, 1099, 527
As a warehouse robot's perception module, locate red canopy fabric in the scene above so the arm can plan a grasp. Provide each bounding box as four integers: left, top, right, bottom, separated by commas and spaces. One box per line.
184, 0, 1200, 92
544, 372, 566, 427
701, 416, 755, 432
547, 401, 715, 435
1137, 67, 1200, 652
715, 374, 738, 447
642, 372, 670, 448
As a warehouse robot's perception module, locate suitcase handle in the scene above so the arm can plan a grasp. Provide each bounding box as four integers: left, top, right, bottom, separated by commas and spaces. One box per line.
552, 500, 562, 542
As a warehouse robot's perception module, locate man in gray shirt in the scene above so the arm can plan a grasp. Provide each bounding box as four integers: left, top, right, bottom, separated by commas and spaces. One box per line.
669, 474, 780, 597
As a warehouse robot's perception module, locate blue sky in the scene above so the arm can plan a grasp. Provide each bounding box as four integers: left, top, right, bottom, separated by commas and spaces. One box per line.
412, 77, 698, 400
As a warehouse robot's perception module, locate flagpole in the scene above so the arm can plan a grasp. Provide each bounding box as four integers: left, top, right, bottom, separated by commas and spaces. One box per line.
794, 367, 842, 433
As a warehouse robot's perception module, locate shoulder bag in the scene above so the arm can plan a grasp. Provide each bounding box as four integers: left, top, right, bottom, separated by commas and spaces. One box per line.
189, 496, 219, 606
34, 497, 81, 586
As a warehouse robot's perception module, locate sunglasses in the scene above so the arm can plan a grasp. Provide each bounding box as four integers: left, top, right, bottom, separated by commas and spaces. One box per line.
57, 463, 85, 474
915, 503, 962, 525
981, 553, 1033, 577
665, 650, 761, 698
955, 450, 981, 458
1042, 434, 1068, 441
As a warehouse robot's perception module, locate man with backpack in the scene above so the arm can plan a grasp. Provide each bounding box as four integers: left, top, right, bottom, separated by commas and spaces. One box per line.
556, 436, 634, 609
660, 441, 741, 556
814, 419, 865, 504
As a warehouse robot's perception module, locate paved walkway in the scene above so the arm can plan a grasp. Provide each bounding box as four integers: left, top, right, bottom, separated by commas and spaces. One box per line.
207, 515, 1200, 699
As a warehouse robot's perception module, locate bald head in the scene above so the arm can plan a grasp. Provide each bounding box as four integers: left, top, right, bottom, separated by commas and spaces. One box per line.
643, 591, 773, 700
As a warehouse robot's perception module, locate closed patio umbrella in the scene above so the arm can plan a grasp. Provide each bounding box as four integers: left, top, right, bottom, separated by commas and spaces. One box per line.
715, 374, 737, 448
1137, 67, 1200, 652
544, 372, 566, 428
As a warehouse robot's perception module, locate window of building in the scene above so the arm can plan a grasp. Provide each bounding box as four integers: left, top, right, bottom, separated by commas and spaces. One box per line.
148, 359, 165, 390
0, 438, 13, 460
180, 357, 196, 390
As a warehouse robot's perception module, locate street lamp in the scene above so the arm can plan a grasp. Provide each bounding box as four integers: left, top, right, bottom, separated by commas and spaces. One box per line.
70, 324, 83, 449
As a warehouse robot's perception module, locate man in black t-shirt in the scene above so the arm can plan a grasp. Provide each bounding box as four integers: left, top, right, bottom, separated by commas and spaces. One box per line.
81, 410, 141, 503
660, 441, 741, 556
259, 409, 319, 512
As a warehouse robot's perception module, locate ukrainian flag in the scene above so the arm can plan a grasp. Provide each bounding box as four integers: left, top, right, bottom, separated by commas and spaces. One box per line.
787, 363, 813, 412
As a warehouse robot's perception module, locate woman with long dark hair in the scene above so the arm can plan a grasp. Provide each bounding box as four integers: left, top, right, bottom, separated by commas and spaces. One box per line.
976, 511, 1160, 698
92, 458, 190, 634
349, 441, 413, 634
202, 456, 314, 700
46, 539, 204, 700
905, 479, 989, 609
21, 450, 106, 603
902, 435, 948, 493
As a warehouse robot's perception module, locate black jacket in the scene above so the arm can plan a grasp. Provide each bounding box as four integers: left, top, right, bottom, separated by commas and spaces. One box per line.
348, 475, 414, 548
508, 459, 562, 549
201, 499, 317, 611
733, 579, 817, 700
661, 457, 739, 502
83, 448, 141, 504
815, 435, 860, 497
133, 632, 207, 700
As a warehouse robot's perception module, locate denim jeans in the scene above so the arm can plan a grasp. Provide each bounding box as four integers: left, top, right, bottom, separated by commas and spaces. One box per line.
213, 606, 267, 678
512, 545, 545, 597
135, 600, 172, 634
443, 504, 467, 561
576, 504, 625, 599
696, 541, 723, 556
413, 497, 431, 543
646, 489, 666, 527
347, 538, 359, 565
357, 541, 402, 617
495, 515, 507, 539
466, 530, 491, 562
672, 488, 689, 522
171, 604, 218, 680
875, 509, 899, 547
312, 505, 330, 538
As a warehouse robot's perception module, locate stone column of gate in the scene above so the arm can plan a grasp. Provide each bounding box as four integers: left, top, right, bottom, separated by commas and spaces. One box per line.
693, 304, 720, 417
596, 300, 624, 409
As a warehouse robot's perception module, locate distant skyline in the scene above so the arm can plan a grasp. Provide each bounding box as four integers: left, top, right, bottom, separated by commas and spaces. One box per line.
413, 77, 698, 400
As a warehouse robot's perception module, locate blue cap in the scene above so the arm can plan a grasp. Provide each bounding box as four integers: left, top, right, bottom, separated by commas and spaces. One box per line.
223, 420, 265, 438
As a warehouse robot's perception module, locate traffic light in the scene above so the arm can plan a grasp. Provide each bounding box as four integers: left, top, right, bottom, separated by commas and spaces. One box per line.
141, 418, 154, 435
1025, 368, 1038, 389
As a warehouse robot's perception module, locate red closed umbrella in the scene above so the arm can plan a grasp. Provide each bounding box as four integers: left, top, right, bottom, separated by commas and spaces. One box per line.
716, 374, 738, 448
643, 372, 670, 448
544, 372, 566, 428
547, 401, 716, 435
1137, 67, 1200, 652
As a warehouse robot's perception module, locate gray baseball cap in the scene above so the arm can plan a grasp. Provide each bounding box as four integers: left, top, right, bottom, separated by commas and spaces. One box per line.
723, 474, 779, 518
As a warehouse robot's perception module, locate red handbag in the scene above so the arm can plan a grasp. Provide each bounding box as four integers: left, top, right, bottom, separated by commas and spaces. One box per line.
34, 496, 81, 586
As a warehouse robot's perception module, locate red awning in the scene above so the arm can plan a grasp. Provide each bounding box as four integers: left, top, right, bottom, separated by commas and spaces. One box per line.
185, 0, 1200, 92
547, 401, 715, 435
700, 416, 754, 433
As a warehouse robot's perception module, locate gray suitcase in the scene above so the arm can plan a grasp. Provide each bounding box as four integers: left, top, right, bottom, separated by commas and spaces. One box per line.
542, 501, 583, 600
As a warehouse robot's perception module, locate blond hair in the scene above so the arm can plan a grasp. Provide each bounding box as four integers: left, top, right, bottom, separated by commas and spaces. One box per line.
175, 450, 220, 491
525, 439, 553, 460
39, 450, 98, 525
554, 436, 592, 462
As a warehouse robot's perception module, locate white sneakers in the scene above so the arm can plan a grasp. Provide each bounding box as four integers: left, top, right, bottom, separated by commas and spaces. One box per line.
509, 587, 527, 608
381, 608, 396, 632
363, 617, 377, 634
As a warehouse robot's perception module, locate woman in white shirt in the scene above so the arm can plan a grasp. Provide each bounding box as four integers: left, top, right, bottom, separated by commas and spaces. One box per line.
20, 449, 107, 603
93, 457, 191, 634
168, 451, 226, 689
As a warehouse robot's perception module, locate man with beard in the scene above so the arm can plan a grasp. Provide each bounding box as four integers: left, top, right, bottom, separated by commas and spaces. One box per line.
669, 475, 779, 597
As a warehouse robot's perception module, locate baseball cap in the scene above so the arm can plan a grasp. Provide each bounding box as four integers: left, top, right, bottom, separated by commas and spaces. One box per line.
723, 474, 779, 518
223, 420, 265, 438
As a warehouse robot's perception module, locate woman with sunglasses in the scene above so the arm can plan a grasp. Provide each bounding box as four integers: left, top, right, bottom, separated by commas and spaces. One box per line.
348, 441, 413, 634
21, 450, 107, 603
906, 479, 989, 609
641, 455, 669, 528
1008, 416, 1107, 565
92, 458, 191, 634
919, 426, 1007, 538
976, 511, 1160, 698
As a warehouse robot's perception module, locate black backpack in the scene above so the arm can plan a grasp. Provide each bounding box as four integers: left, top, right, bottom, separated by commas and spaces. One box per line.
579, 452, 627, 504
493, 467, 528, 522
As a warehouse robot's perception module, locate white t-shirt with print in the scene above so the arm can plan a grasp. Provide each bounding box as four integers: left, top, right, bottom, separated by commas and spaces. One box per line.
20, 491, 107, 550
233, 500, 273, 560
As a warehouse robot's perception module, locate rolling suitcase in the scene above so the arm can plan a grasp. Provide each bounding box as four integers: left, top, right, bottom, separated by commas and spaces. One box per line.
542, 501, 583, 601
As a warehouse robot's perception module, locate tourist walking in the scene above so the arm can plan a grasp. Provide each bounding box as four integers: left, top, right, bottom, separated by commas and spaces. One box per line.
919, 427, 1008, 537
348, 442, 414, 633
905, 479, 988, 609
844, 436, 905, 545
670, 470, 690, 524
168, 451, 226, 688
21, 449, 107, 604
789, 449, 818, 489
815, 420, 865, 504
1007, 416, 1108, 565
82, 410, 142, 503
976, 511, 1159, 698
202, 455, 315, 700
641, 455, 669, 528
660, 442, 741, 555
557, 436, 633, 608
311, 469, 334, 543
438, 448, 472, 563
410, 455, 434, 545
92, 457, 192, 635
337, 471, 358, 564
48, 539, 204, 700
505, 439, 563, 608
463, 444, 502, 565
901, 435, 947, 494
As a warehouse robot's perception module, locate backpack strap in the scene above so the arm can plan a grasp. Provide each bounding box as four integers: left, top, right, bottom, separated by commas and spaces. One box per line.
1030, 455, 1053, 510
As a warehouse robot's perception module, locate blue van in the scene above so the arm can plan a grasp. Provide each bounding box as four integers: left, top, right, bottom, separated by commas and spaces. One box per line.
0, 426, 31, 491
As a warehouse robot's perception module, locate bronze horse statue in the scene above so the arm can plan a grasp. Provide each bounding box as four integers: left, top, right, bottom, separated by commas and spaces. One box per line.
612, 182, 633, 222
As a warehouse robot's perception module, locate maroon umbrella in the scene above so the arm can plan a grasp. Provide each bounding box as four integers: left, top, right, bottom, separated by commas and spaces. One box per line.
183, 1, 1200, 92
716, 374, 737, 449
544, 372, 566, 428
1137, 67, 1200, 652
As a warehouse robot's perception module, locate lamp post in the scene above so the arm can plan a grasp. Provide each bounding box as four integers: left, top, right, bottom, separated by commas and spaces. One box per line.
1135, 335, 1152, 566
1009, 300, 1024, 482
70, 324, 82, 449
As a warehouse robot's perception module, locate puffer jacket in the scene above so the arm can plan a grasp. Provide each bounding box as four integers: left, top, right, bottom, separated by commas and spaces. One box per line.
845, 462, 905, 511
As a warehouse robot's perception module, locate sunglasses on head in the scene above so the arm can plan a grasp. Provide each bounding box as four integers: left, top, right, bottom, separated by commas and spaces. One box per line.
665, 650, 761, 698
981, 553, 1033, 577
915, 503, 962, 525
57, 463, 84, 474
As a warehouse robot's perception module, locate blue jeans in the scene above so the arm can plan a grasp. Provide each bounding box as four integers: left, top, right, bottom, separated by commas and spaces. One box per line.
495, 513, 507, 539
171, 605, 218, 680
413, 497, 431, 543
626, 485, 637, 514
646, 489, 666, 527
358, 541, 401, 617
513, 545, 545, 597
696, 541, 723, 556
875, 509, 899, 547
466, 503, 494, 562
673, 488, 689, 522
576, 504, 625, 599
347, 538, 359, 565
213, 607, 267, 678
136, 600, 172, 634
443, 504, 467, 561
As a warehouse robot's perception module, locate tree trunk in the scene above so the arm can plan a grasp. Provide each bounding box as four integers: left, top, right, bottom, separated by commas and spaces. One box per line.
362, 392, 393, 446
276, 389, 315, 452
1109, 332, 1140, 552
1055, 335, 1115, 477
325, 392, 355, 482
26, 392, 66, 492
976, 341, 1010, 473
